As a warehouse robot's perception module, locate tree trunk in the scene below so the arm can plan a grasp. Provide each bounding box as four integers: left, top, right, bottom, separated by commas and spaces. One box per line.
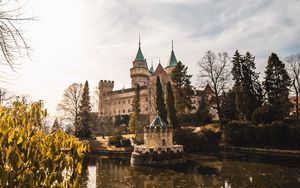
213, 84, 222, 129
293, 80, 299, 118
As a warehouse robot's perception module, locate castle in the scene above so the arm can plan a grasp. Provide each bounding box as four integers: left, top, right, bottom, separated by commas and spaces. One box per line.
98, 39, 214, 124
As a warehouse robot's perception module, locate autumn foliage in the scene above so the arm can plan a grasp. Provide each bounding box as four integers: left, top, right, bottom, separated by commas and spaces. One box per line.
0, 100, 89, 187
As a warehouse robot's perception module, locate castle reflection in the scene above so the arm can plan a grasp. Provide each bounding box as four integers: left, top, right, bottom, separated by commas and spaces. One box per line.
80, 154, 300, 188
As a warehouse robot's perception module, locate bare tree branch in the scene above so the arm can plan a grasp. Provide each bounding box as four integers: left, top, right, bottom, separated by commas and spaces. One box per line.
57, 83, 83, 130
0, 0, 34, 79
197, 51, 231, 123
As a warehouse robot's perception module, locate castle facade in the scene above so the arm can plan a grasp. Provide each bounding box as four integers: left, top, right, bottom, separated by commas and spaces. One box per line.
98, 40, 214, 124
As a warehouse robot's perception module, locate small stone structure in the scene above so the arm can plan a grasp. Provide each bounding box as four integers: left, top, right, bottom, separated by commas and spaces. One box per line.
130, 116, 185, 166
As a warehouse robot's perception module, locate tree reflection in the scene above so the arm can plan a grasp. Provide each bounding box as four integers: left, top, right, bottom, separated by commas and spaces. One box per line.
81, 154, 300, 187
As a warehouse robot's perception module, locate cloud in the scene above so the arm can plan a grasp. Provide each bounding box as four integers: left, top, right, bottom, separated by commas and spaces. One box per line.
3, 0, 300, 116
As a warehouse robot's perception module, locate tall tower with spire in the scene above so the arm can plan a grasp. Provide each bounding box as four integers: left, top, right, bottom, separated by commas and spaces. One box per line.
165, 40, 178, 74
130, 36, 151, 87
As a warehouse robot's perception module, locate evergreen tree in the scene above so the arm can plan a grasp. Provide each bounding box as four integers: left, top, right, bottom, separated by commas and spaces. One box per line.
128, 84, 141, 134
156, 76, 168, 122
264, 53, 291, 120
232, 50, 243, 87
128, 112, 138, 132
171, 61, 194, 120
51, 118, 61, 133
231, 50, 263, 120
220, 89, 238, 121
240, 52, 263, 120
231, 50, 243, 116
166, 82, 178, 128
77, 81, 92, 138
194, 95, 212, 126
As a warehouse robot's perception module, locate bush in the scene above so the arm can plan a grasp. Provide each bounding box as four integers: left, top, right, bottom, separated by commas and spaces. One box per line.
223, 120, 300, 149
252, 103, 274, 124
223, 121, 252, 146
174, 129, 221, 152
0, 100, 89, 187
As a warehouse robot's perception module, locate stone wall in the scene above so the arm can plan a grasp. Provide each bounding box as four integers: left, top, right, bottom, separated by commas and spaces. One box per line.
144, 126, 173, 148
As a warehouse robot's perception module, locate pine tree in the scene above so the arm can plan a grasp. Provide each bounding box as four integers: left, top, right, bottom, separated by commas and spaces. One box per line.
220, 89, 238, 121
231, 50, 243, 117
264, 53, 291, 120
77, 81, 92, 138
128, 84, 141, 134
231, 51, 263, 120
240, 52, 263, 120
232, 50, 243, 87
51, 118, 61, 133
128, 112, 138, 132
166, 82, 178, 128
156, 76, 168, 122
171, 61, 194, 120
194, 95, 212, 126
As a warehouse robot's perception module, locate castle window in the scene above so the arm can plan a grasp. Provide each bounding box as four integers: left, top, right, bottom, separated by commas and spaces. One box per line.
114, 110, 116, 114
123, 109, 125, 113
128, 109, 130, 113
146, 107, 148, 111
145, 97, 148, 102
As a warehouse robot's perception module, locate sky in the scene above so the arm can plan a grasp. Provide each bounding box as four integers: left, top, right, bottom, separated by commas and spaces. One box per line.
1, 0, 300, 117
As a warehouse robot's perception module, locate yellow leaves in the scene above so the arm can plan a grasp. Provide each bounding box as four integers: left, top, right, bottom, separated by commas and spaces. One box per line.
7, 131, 14, 144
0, 100, 89, 186
17, 135, 23, 145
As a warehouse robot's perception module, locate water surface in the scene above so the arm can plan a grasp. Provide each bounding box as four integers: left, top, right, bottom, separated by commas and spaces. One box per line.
80, 153, 300, 187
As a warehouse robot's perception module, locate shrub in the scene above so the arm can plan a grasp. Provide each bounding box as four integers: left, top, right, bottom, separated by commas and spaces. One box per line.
174, 129, 221, 152
252, 103, 274, 124
0, 100, 89, 187
223, 120, 300, 149
269, 121, 288, 146
223, 121, 251, 146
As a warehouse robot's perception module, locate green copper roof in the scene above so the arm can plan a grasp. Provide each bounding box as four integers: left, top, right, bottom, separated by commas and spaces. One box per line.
168, 50, 177, 67
150, 116, 167, 127
135, 35, 145, 61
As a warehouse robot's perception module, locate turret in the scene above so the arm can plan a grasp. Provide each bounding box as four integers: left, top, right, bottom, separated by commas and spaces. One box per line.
130, 36, 151, 87
165, 40, 178, 74
98, 80, 114, 114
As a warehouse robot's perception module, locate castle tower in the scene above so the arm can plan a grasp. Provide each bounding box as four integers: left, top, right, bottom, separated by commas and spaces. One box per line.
98, 80, 114, 115
165, 40, 178, 74
130, 36, 151, 87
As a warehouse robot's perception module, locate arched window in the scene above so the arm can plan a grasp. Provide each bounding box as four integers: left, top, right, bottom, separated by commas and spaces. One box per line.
162, 139, 166, 146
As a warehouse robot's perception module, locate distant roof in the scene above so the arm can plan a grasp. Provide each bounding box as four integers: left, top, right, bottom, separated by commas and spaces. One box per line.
203, 84, 214, 94
195, 84, 214, 96
107, 85, 148, 94
150, 116, 167, 127
152, 63, 168, 77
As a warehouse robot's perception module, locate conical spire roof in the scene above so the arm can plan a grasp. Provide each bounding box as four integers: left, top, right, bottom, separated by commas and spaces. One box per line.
150, 116, 167, 127
167, 40, 177, 67
135, 46, 145, 61
135, 36, 145, 61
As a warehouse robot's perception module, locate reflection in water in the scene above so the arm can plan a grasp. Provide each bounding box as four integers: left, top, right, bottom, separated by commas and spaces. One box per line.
80, 154, 300, 187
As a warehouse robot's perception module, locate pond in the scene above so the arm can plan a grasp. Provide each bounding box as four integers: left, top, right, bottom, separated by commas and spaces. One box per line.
80, 152, 300, 187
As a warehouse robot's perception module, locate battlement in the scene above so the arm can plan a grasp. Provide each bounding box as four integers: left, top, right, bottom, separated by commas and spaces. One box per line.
144, 125, 173, 133
99, 80, 114, 87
